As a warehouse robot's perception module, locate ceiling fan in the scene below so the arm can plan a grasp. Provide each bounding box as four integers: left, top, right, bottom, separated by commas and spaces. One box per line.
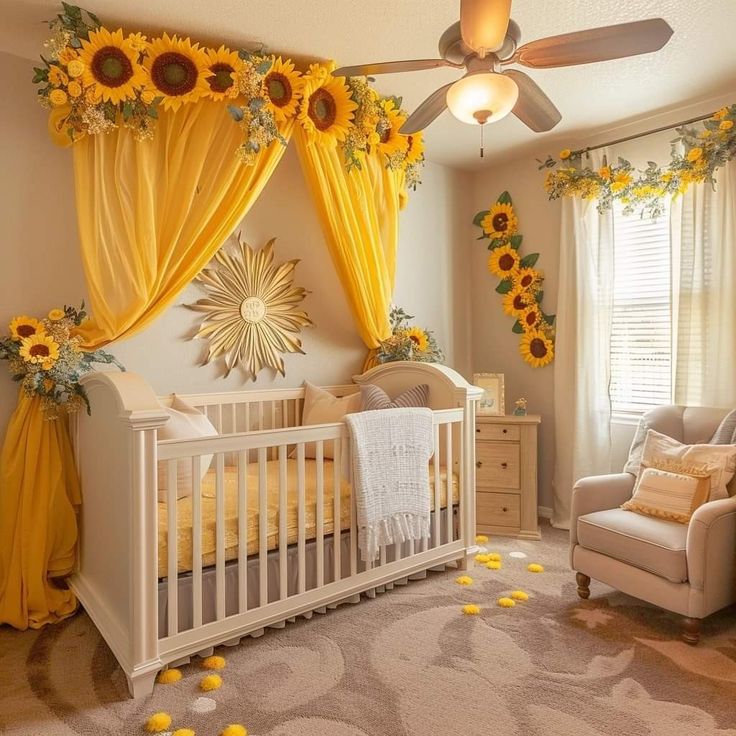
333, 0, 674, 136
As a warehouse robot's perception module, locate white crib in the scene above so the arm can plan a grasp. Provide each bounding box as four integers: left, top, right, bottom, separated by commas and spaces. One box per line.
70, 361, 481, 697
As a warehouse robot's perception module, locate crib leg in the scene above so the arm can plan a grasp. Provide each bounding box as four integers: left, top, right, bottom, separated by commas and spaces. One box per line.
458, 552, 473, 571
126, 667, 159, 699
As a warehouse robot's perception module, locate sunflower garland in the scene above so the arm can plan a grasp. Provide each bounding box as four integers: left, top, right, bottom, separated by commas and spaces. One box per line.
0, 303, 124, 418
473, 191, 555, 368
376, 306, 444, 364
539, 104, 736, 218
34, 5, 425, 188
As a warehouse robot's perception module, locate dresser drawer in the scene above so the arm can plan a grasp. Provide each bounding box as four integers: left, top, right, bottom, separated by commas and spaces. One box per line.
477, 492, 520, 528
475, 423, 520, 442
476, 442, 520, 490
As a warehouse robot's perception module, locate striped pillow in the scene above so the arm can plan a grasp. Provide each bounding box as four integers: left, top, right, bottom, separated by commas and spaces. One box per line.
622, 465, 711, 524
360, 383, 429, 411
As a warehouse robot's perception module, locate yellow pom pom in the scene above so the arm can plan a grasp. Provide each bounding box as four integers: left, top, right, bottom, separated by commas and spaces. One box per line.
527, 563, 545, 573
485, 560, 502, 570
221, 726, 248, 736
488, 552, 502, 561
462, 604, 481, 615
474, 553, 491, 564
157, 668, 182, 684
455, 575, 474, 586
497, 597, 516, 608
202, 655, 226, 670
510, 590, 529, 601
475, 534, 489, 544
200, 674, 223, 691
145, 713, 172, 733
173, 730, 196, 736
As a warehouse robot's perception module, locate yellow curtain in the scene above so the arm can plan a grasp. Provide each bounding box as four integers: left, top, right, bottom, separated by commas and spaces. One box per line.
0, 102, 292, 629
294, 127, 406, 353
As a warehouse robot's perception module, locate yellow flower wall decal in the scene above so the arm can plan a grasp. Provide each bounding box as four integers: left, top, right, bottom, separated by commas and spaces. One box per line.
188, 235, 313, 379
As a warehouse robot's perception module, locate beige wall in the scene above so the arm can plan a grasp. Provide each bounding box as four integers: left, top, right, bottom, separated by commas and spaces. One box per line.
0, 51, 472, 439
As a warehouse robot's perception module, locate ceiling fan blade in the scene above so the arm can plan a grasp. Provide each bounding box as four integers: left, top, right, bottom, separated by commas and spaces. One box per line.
460, 0, 512, 55
332, 59, 459, 77
503, 70, 561, 132
399, 82, 455, 134
510, 18, 673, 69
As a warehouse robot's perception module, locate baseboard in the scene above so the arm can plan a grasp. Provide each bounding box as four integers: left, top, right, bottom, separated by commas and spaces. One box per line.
538, 505, 553, 520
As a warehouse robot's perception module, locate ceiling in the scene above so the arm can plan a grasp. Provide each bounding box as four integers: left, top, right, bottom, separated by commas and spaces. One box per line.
4, 0, 736, 169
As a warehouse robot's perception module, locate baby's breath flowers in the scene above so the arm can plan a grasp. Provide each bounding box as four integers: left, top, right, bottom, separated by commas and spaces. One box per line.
0, 303, 123, 418
376, 306, 444, 365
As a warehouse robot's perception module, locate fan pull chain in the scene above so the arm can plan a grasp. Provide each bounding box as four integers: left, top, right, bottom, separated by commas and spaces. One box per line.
480, 124, 484, 158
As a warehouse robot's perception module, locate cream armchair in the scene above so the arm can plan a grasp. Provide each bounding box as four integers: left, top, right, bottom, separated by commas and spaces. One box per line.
570, 406, 736, 644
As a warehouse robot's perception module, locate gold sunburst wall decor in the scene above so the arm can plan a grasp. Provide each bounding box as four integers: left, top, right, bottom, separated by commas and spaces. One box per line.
187, 235, 312, 379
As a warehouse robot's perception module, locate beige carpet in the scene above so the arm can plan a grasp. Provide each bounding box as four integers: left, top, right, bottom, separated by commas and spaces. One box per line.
2, 525, 736, 736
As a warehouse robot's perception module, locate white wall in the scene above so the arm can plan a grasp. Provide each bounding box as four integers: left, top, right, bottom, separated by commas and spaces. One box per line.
0, 51, 472, 439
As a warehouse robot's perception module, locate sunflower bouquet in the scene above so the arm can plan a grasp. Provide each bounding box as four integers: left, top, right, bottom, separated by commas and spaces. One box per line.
376, 307, 444, 364
538, 103, 736, 218
0, 303, 123, 418
34, 4, 426, 188
473, 192, 555, 368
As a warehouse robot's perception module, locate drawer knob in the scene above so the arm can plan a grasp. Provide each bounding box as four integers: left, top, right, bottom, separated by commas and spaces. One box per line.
476, 461, 483, 468
502, 506, 508, 512
476, 428, 481, 433
501, 462, 508, 469
502, 429, 507, 434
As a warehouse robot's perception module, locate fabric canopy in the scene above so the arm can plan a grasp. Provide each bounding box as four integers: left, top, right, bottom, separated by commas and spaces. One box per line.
0, 102, 292, 629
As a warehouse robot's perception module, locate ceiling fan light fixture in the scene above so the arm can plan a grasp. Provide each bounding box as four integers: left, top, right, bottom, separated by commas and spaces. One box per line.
445, 72, 519, 126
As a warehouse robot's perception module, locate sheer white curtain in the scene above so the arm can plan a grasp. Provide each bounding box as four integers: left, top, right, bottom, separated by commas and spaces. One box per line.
553, 150, 615, 529
671, 159, 736, 407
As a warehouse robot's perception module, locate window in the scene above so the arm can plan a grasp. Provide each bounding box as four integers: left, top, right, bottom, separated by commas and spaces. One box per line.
609, 201, 673, 413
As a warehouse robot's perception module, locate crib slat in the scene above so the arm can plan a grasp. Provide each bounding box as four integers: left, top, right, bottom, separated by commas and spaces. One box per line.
192, 455, 203, 628
333, 439, 341, 582
230, 403, 236, 434
258, 401, 264, 431
297, 443, 306, 594
281, 400, 288, 429
316, 441, 324, 588
278, 446, 288, 600
258, 447, 268, 607
237, 450, 248, 614
348, 435, 357, 577
167, 459, 178, 637
245, 402, 251, 433
217, 404, 223, 434
215, 453, 226, 620
433, 423, 441, 548
446, 425, 454, 544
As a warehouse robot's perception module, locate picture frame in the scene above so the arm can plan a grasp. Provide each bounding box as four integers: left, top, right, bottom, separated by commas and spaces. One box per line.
473, 373, 505, 416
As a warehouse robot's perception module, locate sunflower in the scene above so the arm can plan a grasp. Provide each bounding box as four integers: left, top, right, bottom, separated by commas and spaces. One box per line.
519, 305, 542, 331
481, 202, 518, 239
404, 326, 429, 352
9, 316, 43, 341
264, 56, 303, 121
520, 329, 554, 368
48, 308, 66, 321
512, 267, 541, 292
19, 333, 60, 369
404, 131, 424, 164
204, 45, 242, 101
79, 27, 146, 104
487, 244, 520, 279
299, 72, 357, 144
144, 34, 211, 111
376, 100, 409, 158
502, 286, 533, 317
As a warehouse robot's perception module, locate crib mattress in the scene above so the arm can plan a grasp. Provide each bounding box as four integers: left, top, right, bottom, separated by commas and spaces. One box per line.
158, 459, 459, 578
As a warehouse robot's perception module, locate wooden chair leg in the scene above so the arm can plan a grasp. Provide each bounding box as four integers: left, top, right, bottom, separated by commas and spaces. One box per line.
576, 572, 591, 599
682, 617, 701, 645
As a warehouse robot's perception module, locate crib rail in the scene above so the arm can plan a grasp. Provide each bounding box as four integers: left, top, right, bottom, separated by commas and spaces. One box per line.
156, 408, 466, 656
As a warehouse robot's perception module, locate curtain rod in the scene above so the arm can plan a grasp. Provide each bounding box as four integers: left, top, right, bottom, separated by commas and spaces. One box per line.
576, 111, 714, 156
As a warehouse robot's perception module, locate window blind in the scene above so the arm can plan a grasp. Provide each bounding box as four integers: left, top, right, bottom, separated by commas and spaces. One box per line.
610, 201, 673, 413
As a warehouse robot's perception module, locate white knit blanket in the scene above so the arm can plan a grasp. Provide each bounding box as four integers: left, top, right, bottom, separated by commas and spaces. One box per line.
345, 407, 433, 561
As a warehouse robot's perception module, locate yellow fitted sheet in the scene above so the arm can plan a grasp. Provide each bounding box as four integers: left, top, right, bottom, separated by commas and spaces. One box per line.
158, 459, 459, 578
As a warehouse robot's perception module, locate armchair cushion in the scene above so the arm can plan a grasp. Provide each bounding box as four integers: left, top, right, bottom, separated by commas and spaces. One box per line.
577, 509, 688, 583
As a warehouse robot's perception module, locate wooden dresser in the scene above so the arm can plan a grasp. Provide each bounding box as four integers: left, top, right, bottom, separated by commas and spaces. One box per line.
475, 414, 541, 540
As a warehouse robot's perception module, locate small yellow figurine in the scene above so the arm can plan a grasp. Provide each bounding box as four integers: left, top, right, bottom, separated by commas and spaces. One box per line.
514, 397, 528, 416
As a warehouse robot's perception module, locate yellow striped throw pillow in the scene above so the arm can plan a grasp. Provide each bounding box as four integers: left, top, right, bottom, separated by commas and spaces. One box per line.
622, 466, 711, 523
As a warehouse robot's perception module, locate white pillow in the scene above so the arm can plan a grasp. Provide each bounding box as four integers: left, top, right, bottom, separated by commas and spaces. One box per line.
639, 428, 736, 502
157, 396, 218, 502
300, 382, 361, 459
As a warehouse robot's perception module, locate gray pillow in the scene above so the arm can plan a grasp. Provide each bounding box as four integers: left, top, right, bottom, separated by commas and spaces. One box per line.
710, 409, 736, 444
360, 383, 429, 411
